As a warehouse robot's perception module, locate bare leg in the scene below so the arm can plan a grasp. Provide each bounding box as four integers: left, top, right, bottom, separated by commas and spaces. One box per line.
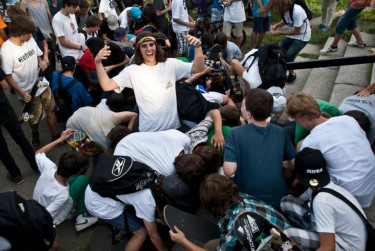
351, 27, 365, 44
331, 33, 343, 47
229, 59, 245, 77
235, 35, 243, 47
289, 69, 295, 76
46, 111, 58, 137
124, 227, 148, 251
256, 32, 266, 48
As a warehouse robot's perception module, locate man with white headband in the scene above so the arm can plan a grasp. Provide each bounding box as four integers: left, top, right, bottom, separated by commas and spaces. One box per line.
95, 31, 204, 132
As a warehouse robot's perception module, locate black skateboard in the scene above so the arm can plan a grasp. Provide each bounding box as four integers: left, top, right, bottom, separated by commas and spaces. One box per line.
233, 211, 303, 251
163, 205, 220, 244
18, 71, 48, 123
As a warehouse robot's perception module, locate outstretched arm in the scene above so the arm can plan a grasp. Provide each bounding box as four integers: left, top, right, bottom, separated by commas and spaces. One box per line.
35, 130, 73, 155
113, 111, 138, 131
185, 35, 205, 74
94, 45, 121, 91
185, 67, 214, 83
356, 81, 375, 97
209, 109, 224, 151
170, 226, 206, 251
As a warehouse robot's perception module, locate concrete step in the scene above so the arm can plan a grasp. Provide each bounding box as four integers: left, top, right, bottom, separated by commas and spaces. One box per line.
329, 32, 375, 106
301, 37, 347, 101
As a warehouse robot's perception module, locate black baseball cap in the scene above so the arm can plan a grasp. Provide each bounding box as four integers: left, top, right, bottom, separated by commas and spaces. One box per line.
61, 56, 76, 67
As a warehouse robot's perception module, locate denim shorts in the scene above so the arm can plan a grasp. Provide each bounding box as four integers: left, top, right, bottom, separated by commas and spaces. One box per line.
279, 37, 307, 63
253, 16, 271, 34
335, 5, 364, 34
101, 208, 143, 234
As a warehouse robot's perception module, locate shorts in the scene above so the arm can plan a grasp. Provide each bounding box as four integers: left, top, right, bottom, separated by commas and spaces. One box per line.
335, 5, 363, 34
253, 16, 271, 34
197, 8, 211, 22
101, 208, 143, 234
223, 21, 243, 38
211, 8, 224, 23
176, 31, 189, 54
20, 87, 55, 125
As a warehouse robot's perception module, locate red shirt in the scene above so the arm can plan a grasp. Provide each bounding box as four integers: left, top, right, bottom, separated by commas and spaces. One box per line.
79, 50, 96, 73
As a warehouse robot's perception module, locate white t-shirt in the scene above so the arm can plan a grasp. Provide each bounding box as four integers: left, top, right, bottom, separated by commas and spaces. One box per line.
171, 0, 190, 33
225, 41, 242, 62
52, 12, 83, 59
96, 99, 110, 110
202, 91, 225, 104
223, 1, 246, 23
301, 116, 375, 208
283, 4, 311, 41
99, 0, 118, 18
117, 189, 156, 222
84, 186, 124, 220
112, 58, 192, 132
0, 38, 43, 98
312, 182, 367, 251
118, 7, 132, 31
33, 153, 73, 225
66, 107, 121, 150
114, 129, 190, 176
339, 94, 375, 145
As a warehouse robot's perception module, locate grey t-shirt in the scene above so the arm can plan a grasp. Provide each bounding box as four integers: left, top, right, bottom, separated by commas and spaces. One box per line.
339, 95, 375, 144
66, 107, 120, 150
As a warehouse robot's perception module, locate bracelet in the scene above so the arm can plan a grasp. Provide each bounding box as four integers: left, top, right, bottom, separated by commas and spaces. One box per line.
195, 43, 201, 48
79, 45, 82, 50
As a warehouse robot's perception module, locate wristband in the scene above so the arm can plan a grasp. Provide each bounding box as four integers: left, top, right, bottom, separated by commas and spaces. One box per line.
79, 45, 82, 50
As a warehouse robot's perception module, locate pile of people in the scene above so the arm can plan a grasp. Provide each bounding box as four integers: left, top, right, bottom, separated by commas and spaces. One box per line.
0, 0, 374, 250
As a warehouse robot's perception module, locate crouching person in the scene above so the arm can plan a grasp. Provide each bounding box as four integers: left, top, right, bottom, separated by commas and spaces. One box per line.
33, 130, 98, 232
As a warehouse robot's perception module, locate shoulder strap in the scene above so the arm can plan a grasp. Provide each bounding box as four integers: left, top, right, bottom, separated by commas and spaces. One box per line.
57, 71, 63, 90
64, 79, 79, 91
312, 188, 367, 222
242, 51, 258, 72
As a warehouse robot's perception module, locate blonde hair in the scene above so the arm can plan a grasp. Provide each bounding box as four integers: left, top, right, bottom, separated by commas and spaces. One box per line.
286, 92, 321, 119
259, 0, 292, 16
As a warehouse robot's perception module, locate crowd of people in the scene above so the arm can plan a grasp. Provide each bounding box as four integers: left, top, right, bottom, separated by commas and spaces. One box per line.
0, 0, 374, 250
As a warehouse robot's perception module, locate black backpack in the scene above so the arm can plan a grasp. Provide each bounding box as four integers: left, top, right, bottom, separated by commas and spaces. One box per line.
0, 191, 56, 251
54, 72, 78, 122
242, 43, 287, 90
282, 0, 313, 24
90, 155, 158, 198
176, 82, 220, 123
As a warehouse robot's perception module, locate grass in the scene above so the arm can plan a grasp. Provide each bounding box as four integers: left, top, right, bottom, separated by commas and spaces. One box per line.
298, 53, 319, 59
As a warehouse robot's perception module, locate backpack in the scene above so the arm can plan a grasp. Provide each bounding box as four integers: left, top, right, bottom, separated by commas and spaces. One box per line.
0, 191, 56, 251
312, 188, 375, 251
176, 82, 221, 123
90, 154, 158, 198
241, 43, 287, 90
282, 0, 313, 24
54, 72, 78, 122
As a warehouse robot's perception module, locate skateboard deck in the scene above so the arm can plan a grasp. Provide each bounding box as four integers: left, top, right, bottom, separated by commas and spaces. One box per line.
219, 58, 250, 93
233, 211, 303, 251
66, 129, 103, 155
208, 44, 222, 62
18, 75, 49, 123
164, 205, 220, 244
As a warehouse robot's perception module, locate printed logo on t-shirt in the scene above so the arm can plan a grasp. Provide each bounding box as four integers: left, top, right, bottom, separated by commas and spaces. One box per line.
109, 0, 115, 8
18, 49, 35, 63
165, 82, 173, 89
70, 22, 75, 31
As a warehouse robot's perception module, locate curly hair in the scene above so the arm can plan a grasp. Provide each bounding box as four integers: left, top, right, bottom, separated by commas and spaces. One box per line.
9, 15, 35, 37
174, 154, 205, 186
57, 151, 88, 178
134, 31, 166, 65
193, 146, 220, 175
108, 125, 132, 149
200, 174, 243, 217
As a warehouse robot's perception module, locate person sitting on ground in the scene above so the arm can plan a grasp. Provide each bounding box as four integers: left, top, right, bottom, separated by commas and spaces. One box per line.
33, 130, 98, 232
259, 0, 311, 83
66, 106, 137, 154
169, 173, 292, 251
78, 15, 101, 41
320, 0, 370, 54
215, 32, 243, 62
285, 92, 375, 208
51, 56, 93, 117
280, 148, 367, 251
223, 89, 295, 208
94, 31, 204, 132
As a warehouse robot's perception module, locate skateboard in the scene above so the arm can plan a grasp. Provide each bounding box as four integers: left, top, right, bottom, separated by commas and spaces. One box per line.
233, 211, 303, 251
164, 205, 220, 244
66, 129, 103, 155
18, 73, 49, 123
220, 58, 250, 93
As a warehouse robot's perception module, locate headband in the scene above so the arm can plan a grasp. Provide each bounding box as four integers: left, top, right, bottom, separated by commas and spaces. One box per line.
137, 36, 156, 46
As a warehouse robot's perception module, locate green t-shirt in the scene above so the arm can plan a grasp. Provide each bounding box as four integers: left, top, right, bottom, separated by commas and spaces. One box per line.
294, 99, 341, 144
206, 126, 231, 156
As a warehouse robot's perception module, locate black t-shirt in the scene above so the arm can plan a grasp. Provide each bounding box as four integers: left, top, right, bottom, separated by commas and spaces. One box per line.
153, 0, 170, 34
98, 19, 116, 40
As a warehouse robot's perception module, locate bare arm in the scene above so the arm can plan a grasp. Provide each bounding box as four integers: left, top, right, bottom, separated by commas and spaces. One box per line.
5, 75, 31, 102
20, 0, 28, 14
316, 232, 335, 251
58, 36, 88, 51
155, 1, 171, 16
173, 18, 195, 29
94, 45, 121, 91
0, 29, 8, 42
169, 226, 206, 251
112, 111, 138, 130
356, 81, 375, 97
209, 109, 224, 151
271, 25, 302, 36
98, 12, 103, 20
102, 33, 114, 42
270, 20, 286, 31
0, 79, 8, 90
43, 0, 53, 24
143, 220, 168, 251
35, 130, 73, 155
185, 67, 214, 83
103, 55, 129, 73
223, 161, 237, 177
184, 35, 204, 74
222, 96, 236, 106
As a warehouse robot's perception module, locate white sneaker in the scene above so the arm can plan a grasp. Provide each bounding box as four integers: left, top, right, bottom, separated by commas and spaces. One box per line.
75, 212, 98, 232
320, 45, 338, 54
347, 41, 366, 48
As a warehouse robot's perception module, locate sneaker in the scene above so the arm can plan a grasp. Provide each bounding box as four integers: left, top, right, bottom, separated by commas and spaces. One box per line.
320, 45, 338, 54
31, 131, 40, 148
322, 26, 330, 33
75, 212, 98, 232
286, 73, 296, 83
7, 173, 24, 185
347, 41, 366, 48
318, 23, 324, 30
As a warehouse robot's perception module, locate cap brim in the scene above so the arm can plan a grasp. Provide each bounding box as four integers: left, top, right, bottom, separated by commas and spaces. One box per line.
108, 23, 119, 31
114, 35, 125, 41
296, 172, 330, 188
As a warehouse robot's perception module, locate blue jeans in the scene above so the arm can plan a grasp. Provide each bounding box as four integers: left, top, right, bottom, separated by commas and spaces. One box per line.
279, 37, 308, 63
101, 209, 143, 234
335, 5, 364, 34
